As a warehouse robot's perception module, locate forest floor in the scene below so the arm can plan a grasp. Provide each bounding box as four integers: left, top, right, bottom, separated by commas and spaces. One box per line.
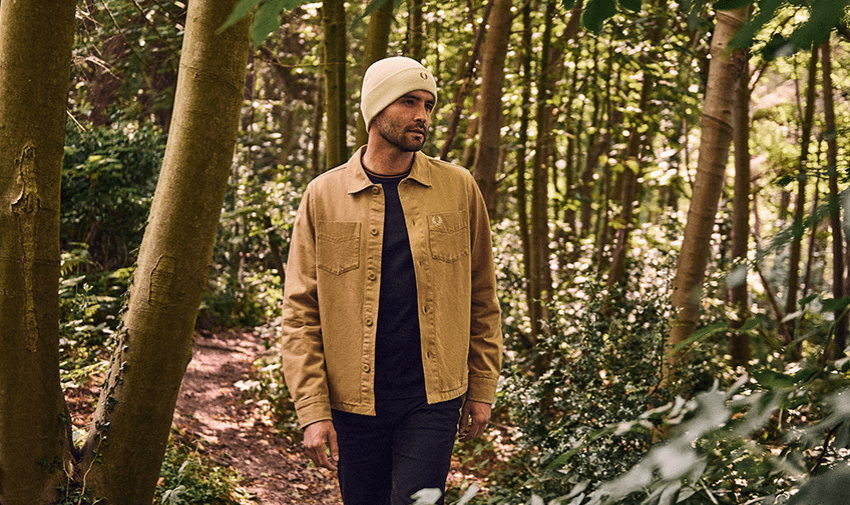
173, 328, 503, 504
173, 328, 341, 504
67, 327, 503, 504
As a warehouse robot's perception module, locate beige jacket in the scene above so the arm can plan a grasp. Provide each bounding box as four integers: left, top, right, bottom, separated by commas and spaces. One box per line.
281, 147, 503, 428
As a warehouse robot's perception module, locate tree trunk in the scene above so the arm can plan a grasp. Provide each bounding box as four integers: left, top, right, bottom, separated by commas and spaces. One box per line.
784, 45, 819, 340
529, 0, 556, 338
516, 0, 536, 346
822, 40, 846, 358
668, 6, 749, 371
729, 52, 751, 368
78, 1, 250, 502
0, 1, 77, 503
407, 0, 424, 61
438, 0, 494, 161
322, 0, 347, 168
355, 0, 395, 149
606, 63, 657, 288
472, 0, 513, 217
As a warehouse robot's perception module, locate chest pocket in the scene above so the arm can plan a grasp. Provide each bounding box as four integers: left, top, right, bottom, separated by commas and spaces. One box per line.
317, 221, 361, 275
428, 210, 469, 263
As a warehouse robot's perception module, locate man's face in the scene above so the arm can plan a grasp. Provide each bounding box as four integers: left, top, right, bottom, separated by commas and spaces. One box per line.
371, 90, 435, 152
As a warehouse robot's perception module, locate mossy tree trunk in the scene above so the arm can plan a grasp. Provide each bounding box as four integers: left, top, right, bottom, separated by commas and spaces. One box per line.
0, 1, 77, 503
76, 0, 250, 502
668, 6, 749, 372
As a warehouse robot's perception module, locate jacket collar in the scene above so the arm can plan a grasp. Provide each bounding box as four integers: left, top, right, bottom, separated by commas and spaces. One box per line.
346, 146, 433, 194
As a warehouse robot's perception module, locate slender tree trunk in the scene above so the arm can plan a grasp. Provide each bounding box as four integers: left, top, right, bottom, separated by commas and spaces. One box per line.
472, 0, 513, 217
516, 0, 536, 346
311, 79, 325, 178
322, 0, 347, 168
803, 177, 821, 298
0, 1, 77, 503
785, 45, 819, 339
78, 1, 250, 502
355, 0, 395, 149
438, 0, 494, 161
822, 40, 846, 358
530, 0, 556, 337
606, 64, 657, 287
668, 6, 749, 371
407, 0, 424, 61
729, 53, 751, 368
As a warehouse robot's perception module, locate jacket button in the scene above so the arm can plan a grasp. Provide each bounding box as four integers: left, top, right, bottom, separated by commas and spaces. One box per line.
371, 228, 379, 236
372, 186, 380, 194
365, 317, 373, 326
368, 272, 376, 281
363, 363, 371, 373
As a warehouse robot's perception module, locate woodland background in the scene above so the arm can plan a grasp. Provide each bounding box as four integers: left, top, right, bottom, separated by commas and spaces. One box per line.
2, 0, 850, 503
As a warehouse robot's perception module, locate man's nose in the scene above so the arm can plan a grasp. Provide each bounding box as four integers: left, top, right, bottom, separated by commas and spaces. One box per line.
414, 105, 429, 122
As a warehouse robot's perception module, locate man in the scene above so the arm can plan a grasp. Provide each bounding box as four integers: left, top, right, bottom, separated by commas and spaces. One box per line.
281, 56, 502, 505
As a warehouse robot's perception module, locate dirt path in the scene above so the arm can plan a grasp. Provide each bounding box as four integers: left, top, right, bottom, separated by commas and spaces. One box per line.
174, 329, 341, 504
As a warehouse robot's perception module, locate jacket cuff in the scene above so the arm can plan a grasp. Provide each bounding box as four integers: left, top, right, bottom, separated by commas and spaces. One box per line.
295, 398, 333, 429
466, 375, 499, 404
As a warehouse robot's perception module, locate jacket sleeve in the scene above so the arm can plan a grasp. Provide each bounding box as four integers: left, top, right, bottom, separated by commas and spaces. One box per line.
465, 176, 503, 404
280, 186, 332, 428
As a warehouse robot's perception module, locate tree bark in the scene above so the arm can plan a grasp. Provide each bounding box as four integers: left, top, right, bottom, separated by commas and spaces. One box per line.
438, 0, 494, 161
0, 1, 77, 503
784, 45, 819, 341
822, 40, 846, 358
516, 0, 536, 346
607, 60, 657, 288
729, 52, 751, 367
355, 0, 395, 149
529, 0, 556, 337
668, 6, 749, 371
472, 0, 513, 217
322, 0, 347, 168
78, 1, 250, 502
407, 0, 424, 61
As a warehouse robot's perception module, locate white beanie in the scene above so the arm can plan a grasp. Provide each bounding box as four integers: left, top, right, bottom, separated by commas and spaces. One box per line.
360, 56, 438, 130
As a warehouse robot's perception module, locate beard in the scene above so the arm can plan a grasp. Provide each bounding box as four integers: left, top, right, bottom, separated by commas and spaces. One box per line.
373, 113, 428, 152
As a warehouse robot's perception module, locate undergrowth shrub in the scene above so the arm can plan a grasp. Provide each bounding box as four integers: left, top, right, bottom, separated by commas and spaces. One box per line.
493, 281, 683, 501
155, 432, 251, 505
62, 121, 164, 270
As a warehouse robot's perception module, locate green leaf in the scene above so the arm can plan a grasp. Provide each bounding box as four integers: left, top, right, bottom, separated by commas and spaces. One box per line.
729, 0, 784, 50
582, 0, 618, 33
713, 0, 753, 10
822, 296, 850, 313
362, 0, 392, 18
219, 0, 263, 33
751, 369, 797, 389
740, 317, 760, 332
787, 0, 850, 50
252, 0, 286, 46
619, 0, 641, 12
669, 321, 727, 354
787, 465, 850, 505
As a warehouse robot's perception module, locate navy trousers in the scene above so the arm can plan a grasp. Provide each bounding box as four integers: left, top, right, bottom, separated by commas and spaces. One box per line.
331, 396, 463, 505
